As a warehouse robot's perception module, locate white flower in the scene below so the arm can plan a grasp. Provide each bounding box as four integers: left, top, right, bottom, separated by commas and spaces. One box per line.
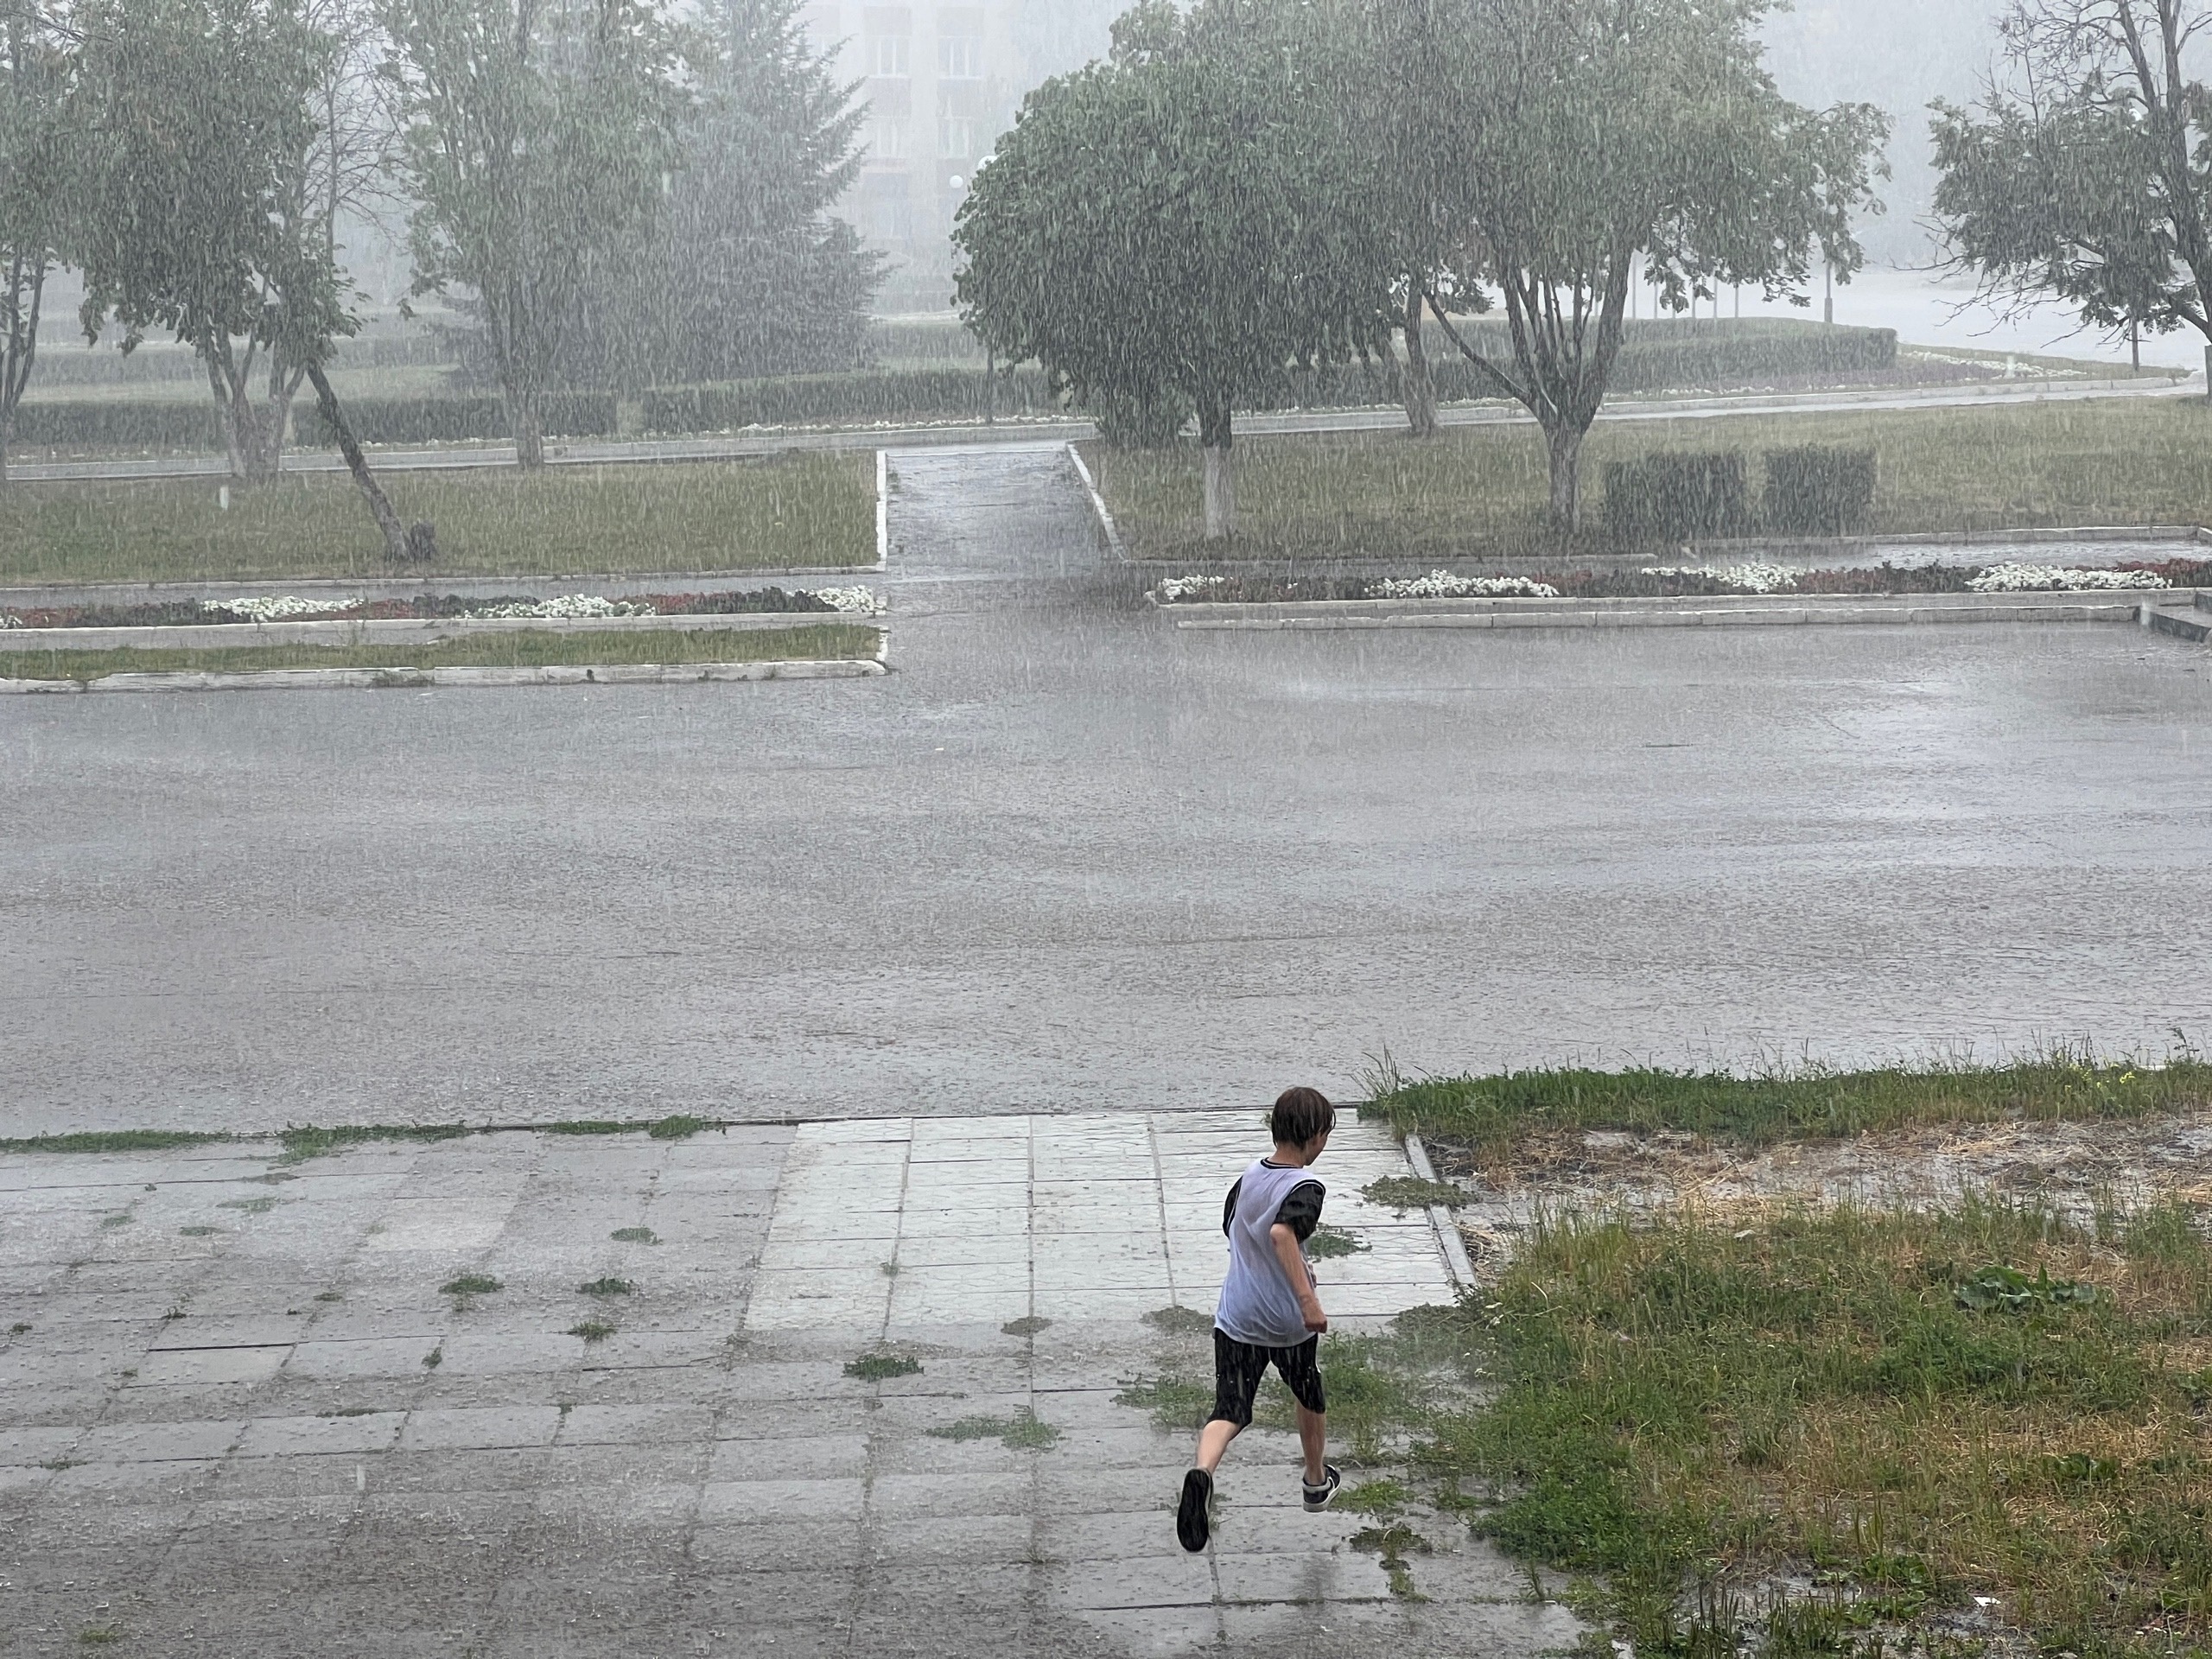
1965, 563, 2169, 593
1154, 575, 1229, 601
1640, 563, 1799, 594
465, 594, 656, 620
204, 594, 354, 622
1370, 569, 1560, 600
807, 585, 884, 614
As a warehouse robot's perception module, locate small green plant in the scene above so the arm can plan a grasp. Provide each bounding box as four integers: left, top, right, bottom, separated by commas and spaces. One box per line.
880, 1261, 900, 1277
276, 1122, 471, 1165
179, 1224, 217, 1236
843, 1352, 922, 1381
1141, 1304, 1214, 1336
1114, 1370, 1214, 1432
9, 1322, 29, 1335
578, 1277, 632, 1297
1338, 1478, 1411, 1517
77, 1627, 119, 1645
314, 1290, 342, 1303
926, 1408, 1060, 1450
645, 1115, 707, 1141
441, 1274, 503, 1298
1953, 1263, 2100, 1313
1001, 1316, 1052, 1338
569, 1322, 616, 1344
422, 1345, 442, 1370
218, 1196, 276, 1214
1350, 1522, 1431, 1600
610, 1227, 658, 1244
1362, 1175, 1471, 1211
0, 1128, 226, 1155
1307, 1224, 1369, 1259
547, 1121, 633, 1136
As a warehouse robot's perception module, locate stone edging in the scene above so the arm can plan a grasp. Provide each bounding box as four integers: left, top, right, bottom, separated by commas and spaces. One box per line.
1402, 1135, 1477, 1290
0, 611, 884, 652
1065, 442, 1131, 563
0, 657, 888, 696
1158, 588, 2207, 632
876, 448, 890, 565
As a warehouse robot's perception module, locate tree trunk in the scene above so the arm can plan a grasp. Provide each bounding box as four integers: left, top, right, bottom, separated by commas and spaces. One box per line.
1547, 422, 1586, 532
1198, 397, 1236, 542
0, 418, 10, 488
1402, 289, 1437, 438
305, 359, 412, 563
510, 385, 544, 469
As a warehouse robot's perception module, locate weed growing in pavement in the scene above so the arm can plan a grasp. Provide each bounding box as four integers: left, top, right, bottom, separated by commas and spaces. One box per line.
1141, 1305, 1214, 1337
99, 1215, 130, 1229
76, 1627, 118, 1645
277, 1123, 472, 1165
179, 1225, 217, 1236
569, 1322, 616, 1344
843, 1353, 922, 1381
1308, 1224, 1370, 1259
1349, 1522, 1432, 1599
1363, 1176, 1474, 1211
880, 1261, 899, 1277
578, 1278, 632, 1297
1365, 1051, 2212, 1178
441, 1275, 502, 1300
610, 1228, 658, 1244
422, 1346, 442, 1370
545, 1122, 632, 1136
1001, 1316, 1052, 1338
218, 1197, 276, 1214
927, 1408, 1061, 1450
9, 1323, 29, 1335
645, 1116, 707, 1141
0, 1129, 227, 1155
314, 1291, 342, 1302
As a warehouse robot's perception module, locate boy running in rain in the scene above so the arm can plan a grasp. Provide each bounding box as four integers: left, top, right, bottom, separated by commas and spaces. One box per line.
1177, 1085, 1340, 1553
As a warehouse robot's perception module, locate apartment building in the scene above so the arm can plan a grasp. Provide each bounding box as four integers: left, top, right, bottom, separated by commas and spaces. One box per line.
803, 2, 1029, 303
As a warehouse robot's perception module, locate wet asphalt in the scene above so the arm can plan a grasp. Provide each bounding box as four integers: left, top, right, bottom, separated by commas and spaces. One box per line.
3, 441, 2210, 1137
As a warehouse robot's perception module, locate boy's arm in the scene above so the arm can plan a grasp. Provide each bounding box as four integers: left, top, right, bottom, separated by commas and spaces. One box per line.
1270, 1223, 1327, 1333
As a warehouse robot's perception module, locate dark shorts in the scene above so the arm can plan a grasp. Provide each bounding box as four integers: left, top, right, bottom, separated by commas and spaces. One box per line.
1210, 1326, 1325, 1427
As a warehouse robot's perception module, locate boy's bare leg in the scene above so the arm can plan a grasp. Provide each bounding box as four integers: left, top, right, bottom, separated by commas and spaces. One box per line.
1296, 1405, 1326, 1485
1195, 1418, 1240, 1474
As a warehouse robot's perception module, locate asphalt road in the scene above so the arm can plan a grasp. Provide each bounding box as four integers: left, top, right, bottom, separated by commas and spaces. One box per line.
4, 442, 2210, 1137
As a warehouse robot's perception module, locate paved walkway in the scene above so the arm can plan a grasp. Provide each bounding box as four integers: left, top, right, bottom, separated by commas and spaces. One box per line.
0, 1119, 1560, 1657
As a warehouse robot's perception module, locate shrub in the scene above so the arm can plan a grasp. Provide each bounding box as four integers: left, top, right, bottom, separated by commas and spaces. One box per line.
295, 391, 618, 447
1603, 452, 1748, 544
1764, 444, 1877, 535
9, 400, 225, 451
1084, 384, 1192, 447
642, 366, 1059, 432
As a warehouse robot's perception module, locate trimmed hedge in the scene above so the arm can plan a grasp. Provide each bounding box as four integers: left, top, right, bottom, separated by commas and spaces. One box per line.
1604, 452, 1749, 543
296, 391, 618, 447
8, 400, 225, 450
643, 366, 1059, 432
1764, 445, 1877, 535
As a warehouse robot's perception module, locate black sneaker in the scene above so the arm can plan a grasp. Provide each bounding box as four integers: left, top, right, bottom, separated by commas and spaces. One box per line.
1302, 1464, 1342, 1512
1176, 1467, 1212, 1553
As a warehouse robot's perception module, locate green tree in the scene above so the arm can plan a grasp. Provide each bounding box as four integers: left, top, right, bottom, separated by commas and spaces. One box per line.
1387, 0, 1888, 530
1931, 0, 2212, 385
381, 0, 683, 466
558, 0, 880, 387
74, 0, 414, 558
953, 0, 1395, 540
0, 0, 73, 488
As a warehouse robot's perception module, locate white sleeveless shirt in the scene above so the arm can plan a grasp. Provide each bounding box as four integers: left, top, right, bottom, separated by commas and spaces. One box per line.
1214, 1157, 1324, 1348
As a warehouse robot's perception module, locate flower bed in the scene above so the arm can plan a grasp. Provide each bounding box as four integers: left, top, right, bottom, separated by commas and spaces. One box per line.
1150, 559, 2212, 605
0, 585, 883, 631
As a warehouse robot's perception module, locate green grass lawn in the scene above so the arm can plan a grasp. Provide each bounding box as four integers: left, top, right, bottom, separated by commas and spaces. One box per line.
1090, 396, 2212, 561
0, 624, 880, 682
1445, 1201, 2212, 1659
0, 453, 875, 586
1367, 1055, 2212, 1179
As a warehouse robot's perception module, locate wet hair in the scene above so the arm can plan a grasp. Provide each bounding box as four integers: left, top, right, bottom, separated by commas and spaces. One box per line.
1270, 1086, 1335, 1147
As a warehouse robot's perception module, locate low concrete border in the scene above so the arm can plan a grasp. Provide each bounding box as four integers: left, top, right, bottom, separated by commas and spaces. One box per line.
2152, 591, 2212, 643
876, 448, 890, 565
0, 656, 887, 696
0, 610, 881, 652
1065, 442, 1131, 563
1158, 588, 2209, 632
1402, 1135, 1478, 1291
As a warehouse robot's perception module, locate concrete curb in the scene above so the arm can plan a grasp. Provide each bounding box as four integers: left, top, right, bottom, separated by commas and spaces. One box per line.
1402, 1135, 1478, 1292
1159, 588, 2207, 632
0, 611, 885, 652
1065, 442, 1130, 564
0, 566, 884, 613
0, 657, 888, 696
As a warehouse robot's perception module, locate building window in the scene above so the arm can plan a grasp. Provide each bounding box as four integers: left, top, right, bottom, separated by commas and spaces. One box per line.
938, 35, 981, 77
861, 173, 912, 245
869, 33, 910, 75
939, 117, 974, 159
873, 119, 907, 158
